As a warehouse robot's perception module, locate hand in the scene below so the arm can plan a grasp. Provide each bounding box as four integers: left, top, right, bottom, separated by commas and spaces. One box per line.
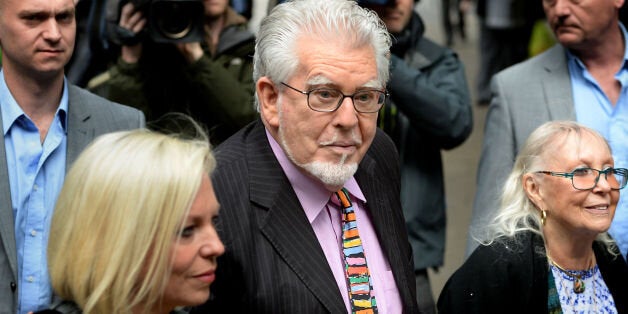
175, 42, 204, 64
119, 3, 147, 64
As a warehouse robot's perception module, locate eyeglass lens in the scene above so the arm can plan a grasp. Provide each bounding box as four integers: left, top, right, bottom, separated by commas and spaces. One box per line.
309, 88, 384, 112
572, 168, 628, 190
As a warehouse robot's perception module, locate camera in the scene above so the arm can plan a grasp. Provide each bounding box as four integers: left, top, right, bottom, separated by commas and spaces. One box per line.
115, 0, 205, 44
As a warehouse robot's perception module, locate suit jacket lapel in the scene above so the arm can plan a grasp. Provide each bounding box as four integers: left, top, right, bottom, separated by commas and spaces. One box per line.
0, 111, 17, 277
355, 154, 415, 310
66, 85, 93, 170
247, 122, 346, 313
542, 45, 577, 120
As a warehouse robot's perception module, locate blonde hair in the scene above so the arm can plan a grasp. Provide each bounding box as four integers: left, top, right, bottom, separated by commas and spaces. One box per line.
478, 121, 618, 254
48, 128, 216, 313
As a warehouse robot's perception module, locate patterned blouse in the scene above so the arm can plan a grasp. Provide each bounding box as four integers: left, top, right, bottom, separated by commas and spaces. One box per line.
548, 264, 617, 313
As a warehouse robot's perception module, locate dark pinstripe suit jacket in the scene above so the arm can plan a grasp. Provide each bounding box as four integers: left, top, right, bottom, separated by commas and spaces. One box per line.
194, 120, 419, 313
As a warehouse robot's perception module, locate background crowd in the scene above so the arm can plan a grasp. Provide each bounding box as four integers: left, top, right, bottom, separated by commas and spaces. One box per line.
1, 0, 628, 313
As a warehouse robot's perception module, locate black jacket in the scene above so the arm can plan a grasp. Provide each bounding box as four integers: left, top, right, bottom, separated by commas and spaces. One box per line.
193, 121, 419, 313
438, 231, 628, 313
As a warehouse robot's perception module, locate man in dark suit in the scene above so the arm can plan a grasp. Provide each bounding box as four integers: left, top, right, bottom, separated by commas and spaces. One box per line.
193, 0, 419, 313
0, 0, 145, 312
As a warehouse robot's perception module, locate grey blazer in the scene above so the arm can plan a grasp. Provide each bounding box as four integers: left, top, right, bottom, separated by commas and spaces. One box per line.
193, 120, 419, 313
0, 85, 145, 313
466, 44, 576, 254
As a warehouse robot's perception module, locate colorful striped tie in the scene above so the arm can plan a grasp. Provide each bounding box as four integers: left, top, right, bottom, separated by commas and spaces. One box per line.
334, 188, 378, 314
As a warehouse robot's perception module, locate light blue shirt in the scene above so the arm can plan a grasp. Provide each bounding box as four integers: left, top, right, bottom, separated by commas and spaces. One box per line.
1, 70, 68, 314
568, 23, 628, 257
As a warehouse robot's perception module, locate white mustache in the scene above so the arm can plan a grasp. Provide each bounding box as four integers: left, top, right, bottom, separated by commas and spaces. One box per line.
319, 132, 362, 146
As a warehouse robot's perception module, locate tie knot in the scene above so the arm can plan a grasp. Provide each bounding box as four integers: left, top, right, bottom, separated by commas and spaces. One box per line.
331, 188, 352, 209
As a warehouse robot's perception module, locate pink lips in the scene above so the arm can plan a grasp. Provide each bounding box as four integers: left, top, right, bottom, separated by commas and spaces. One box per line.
554, 23, 578, 33
194, 270, 216, 284
328, 143, 357, 155
584, 204, 610, 215
38, 49, 64, 57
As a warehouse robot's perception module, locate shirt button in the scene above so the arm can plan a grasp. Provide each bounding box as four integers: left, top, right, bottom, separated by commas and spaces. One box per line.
30, 230, 37, 237
33, 184, 39, 191
27, 276, 34, 283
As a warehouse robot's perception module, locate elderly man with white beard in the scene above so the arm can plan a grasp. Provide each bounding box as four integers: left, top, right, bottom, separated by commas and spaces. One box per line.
191, 0, 420, 313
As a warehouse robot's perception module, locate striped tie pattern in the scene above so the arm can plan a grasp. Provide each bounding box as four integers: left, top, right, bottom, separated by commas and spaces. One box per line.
334, 188, 378, 314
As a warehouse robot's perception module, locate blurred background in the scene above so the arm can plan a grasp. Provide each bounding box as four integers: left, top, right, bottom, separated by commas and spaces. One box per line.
414, 0, 485, 300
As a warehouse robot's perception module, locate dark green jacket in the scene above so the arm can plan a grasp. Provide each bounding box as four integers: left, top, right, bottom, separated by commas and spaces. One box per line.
95, 8, 257, 145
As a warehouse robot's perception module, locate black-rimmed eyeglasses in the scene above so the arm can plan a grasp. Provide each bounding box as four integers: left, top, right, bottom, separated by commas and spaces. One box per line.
280, 82, 388, 113
535, 167, 628, 190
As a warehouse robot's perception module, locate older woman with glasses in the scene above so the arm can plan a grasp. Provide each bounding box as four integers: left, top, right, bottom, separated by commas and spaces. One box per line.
438, 121, 628, 313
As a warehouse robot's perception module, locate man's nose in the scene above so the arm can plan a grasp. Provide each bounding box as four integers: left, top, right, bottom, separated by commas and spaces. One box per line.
332, 96, 360, 128
553, 0, 572, 17
43, 19, 62, 42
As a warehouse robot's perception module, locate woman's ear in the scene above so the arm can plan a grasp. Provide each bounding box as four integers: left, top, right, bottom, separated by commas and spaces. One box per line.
257, 77, 280, 128
523, 173, 544, 211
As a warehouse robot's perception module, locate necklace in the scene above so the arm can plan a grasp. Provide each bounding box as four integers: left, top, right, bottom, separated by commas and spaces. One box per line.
547, 255, 594, 294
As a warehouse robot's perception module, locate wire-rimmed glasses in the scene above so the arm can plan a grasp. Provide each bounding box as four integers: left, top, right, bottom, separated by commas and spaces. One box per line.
281, 82, 388, 113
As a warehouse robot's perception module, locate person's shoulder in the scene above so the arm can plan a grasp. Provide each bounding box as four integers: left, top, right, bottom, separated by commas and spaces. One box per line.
46, 299, 82, 314
470, 232, 539, 264
496, 44, 566, 80
416, 36, 458, 60
438, 232, 542, 312
213, 120, 262, 162
367, 129, 398, 159
446, 232, 539, 293
361, 130, 400, 181
211, 121, 266, 198
68, 84, 139, 113
218, 23, 256, 56
67, 84, 145, 127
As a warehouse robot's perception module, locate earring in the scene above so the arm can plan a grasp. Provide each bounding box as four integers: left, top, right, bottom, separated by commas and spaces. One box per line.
541, 210, 547, 226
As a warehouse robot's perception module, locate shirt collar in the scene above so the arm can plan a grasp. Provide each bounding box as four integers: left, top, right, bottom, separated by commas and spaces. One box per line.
0, 70, 68, 135
265, 129, 366, 223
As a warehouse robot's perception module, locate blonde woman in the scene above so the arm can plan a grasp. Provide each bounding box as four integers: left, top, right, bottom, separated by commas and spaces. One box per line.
44, 128, 224, 313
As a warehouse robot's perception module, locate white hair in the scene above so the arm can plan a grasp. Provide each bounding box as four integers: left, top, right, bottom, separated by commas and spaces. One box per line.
474, 121, 618, 255
253, 0, 391, 111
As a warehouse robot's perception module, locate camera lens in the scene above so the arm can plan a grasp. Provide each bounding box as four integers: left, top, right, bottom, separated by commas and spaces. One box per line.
146, 0, 204, 43
152, 2, 195, 39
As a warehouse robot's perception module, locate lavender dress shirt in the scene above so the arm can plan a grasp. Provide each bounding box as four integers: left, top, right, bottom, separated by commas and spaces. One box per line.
266, 130, 403, 313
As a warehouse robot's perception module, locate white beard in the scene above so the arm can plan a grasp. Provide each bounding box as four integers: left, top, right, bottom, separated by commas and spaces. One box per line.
278, 127, 358, 189
299, 159, 358, 189
276, 97, 359, 189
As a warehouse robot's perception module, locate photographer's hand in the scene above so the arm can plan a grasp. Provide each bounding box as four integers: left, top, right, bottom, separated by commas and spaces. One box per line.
119, 3, 146, 64
176, 42, 204, 64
